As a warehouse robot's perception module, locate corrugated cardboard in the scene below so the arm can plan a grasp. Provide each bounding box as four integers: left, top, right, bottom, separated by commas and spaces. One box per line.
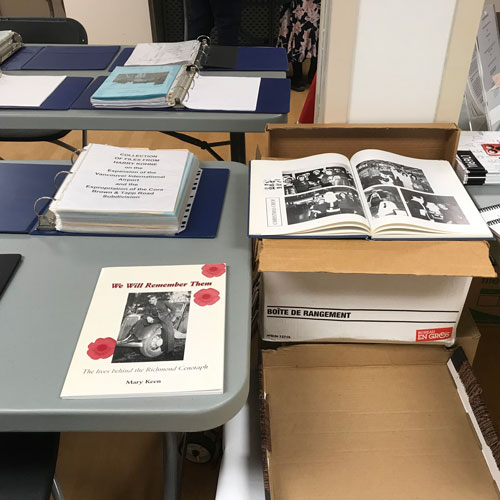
266, 123, 460, 163
455, 308, 482, 364
256, 238, 495, 277
261, 343, 499, 500
256, 124, 495, 278
465, 263, 500, 324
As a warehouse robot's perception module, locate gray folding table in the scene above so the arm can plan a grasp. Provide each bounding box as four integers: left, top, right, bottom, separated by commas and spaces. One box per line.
0, 160, 251, 499
0, 46, 288, 163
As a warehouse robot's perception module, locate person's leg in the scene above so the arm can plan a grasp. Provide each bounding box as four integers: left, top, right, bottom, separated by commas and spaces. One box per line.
161, 320, 176, 354
308, 56, 317, 83
291, 61, 305, 91
186, 0, 213, 39
209, 0, 242, 45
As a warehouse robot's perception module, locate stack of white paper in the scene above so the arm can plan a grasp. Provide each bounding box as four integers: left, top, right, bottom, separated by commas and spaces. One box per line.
49, 144, 201, 235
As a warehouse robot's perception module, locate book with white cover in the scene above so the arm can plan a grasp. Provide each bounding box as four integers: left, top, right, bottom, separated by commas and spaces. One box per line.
249, 150, 492, 240
60, 264, 227, 398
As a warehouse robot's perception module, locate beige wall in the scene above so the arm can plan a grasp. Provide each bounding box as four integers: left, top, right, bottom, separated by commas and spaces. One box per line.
64, 0, 152, 44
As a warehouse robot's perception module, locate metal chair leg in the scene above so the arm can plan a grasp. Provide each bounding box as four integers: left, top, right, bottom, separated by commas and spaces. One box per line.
82, 130, 88, 148
51, 474, 65, 500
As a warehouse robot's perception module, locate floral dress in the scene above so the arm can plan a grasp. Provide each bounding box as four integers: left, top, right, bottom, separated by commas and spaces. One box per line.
277, 0, 321, 63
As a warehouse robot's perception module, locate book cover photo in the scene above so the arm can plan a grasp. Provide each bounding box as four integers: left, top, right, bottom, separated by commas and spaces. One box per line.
60, 263, 226, 399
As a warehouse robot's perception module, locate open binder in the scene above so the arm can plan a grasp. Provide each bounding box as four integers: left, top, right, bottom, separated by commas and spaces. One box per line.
0, 162, 228, 239
111, 37, 288, 73
82, 72, 290, 113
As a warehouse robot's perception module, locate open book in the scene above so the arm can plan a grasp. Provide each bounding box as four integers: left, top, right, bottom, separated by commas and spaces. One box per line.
249, 150, 493, 240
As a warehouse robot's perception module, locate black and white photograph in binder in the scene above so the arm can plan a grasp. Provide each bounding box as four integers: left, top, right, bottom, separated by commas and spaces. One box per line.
41, 143, 202, 235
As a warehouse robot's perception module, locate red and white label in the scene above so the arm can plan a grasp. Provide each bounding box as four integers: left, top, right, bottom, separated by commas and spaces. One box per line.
416, 327, 453, 342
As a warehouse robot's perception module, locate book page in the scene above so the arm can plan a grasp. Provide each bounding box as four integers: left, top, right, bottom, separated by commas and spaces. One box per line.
53, 144, 190, 214
60, 264, 226, 398
249, 154, 370, 237
124, 41, 200, 66
0, 74, 65, 107
184, 75, 260, 111
350, 149, 492, 239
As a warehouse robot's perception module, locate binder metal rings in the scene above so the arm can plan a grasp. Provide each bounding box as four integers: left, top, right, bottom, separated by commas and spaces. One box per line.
33, 196, 56, 231
70, 149, 83, 165
197, 35, 211, 45
54, 170, 72, 189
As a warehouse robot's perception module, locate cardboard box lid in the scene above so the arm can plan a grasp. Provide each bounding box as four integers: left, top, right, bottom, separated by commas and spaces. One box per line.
266, 123, 460, 164
256, 238, 496, 277
261, 343, 500, 500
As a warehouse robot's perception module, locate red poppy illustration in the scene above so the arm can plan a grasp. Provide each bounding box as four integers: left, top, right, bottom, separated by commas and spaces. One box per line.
87, 337, 116, 360
194, 288, 220, 306
201, 263, 226, 278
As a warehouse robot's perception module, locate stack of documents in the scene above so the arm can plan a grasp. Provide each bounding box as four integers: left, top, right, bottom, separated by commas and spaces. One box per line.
48, 144, 201, 235
90, 65, 182, 108
91, 64, 261, 111
0, 74, 66, 107
0, 30, 22, 64
456, 131, 500, 185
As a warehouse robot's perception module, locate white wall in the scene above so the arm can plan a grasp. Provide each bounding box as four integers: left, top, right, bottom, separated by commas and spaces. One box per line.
64, 0, 152, 44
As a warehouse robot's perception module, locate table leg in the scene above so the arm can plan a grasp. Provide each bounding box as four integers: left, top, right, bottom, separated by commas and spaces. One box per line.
163, 432, 186, 500
230, 132, 246, 164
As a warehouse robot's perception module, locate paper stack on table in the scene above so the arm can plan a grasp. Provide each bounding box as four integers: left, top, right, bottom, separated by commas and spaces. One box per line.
47, 143, 202, 235
0, 74, 66, 107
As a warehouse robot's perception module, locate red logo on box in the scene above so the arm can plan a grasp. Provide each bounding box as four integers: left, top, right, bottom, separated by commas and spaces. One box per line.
416, 327, 453, 342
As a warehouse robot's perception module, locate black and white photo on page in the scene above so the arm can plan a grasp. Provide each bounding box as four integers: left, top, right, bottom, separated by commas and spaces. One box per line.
285, 186, 364, 225
400, 189, 469, 225
364, 185, 408, 219
282, 164, 355, 195
112, 291, 191, 364
356, 159, 433, 192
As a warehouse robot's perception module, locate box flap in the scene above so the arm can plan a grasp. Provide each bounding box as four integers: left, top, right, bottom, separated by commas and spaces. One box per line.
262, 343, 450, 368
257, 239, 496, 277
262, 343, 499, 500
455, 308, 481, 363
266, 123, 460, 164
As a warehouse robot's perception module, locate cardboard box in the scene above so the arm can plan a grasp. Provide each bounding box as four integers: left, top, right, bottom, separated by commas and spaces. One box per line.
260, 343, 500, 500
465, 263, 500, 325
255, 124, 496, 345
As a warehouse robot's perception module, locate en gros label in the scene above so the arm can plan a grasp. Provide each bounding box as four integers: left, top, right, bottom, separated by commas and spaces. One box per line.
416, 327, 453, 342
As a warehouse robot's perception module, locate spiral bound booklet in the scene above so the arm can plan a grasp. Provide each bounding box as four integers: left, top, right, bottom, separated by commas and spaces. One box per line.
37, 143, 202, 235
91, 64, 261, 111
249, 150, 493, 240
479, 204, 500, 238
60, 264, 226, 399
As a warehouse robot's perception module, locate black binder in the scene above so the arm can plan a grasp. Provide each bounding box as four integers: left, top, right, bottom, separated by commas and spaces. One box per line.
0, 254, 21, 299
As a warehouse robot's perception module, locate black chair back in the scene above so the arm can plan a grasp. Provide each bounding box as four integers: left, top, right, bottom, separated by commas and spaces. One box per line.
0, 17, 87, 44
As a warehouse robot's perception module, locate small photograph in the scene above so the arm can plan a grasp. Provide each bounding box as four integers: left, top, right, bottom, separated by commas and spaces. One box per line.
481, 143, 500, 156
357, 159, 433, 193
285, 186, 365, 225
365, 186, 408, 219
112, 291, 190, 363
114, 72, 169, 85
282, 165, 355, 195
401, 189, 469, 225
